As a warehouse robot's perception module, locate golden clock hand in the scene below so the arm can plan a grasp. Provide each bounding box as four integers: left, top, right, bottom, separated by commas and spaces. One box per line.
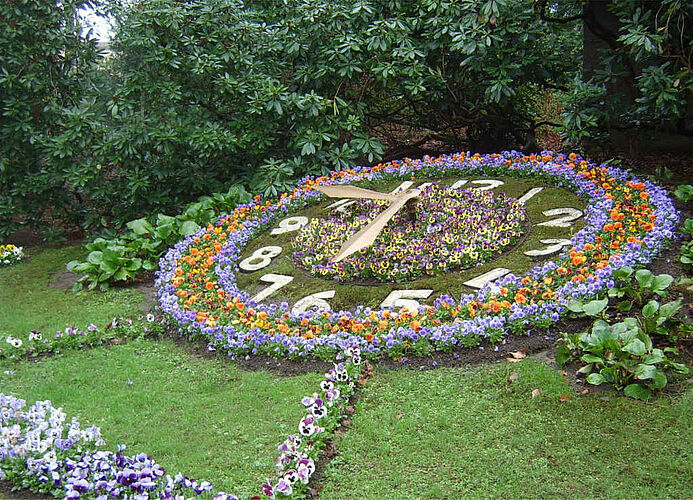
331, 189, 420, 263
314, 184, 399, 202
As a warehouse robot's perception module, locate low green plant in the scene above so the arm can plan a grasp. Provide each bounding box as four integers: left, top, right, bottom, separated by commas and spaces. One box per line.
674, 184, 693, 203
639, 298, 683, 338
565, 297, 609, 319
609, 266, 674, 310
68, 185, 250, 289
557, 318, 688, 400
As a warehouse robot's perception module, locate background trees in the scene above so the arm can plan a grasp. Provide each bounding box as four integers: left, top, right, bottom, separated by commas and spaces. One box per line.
1, 0, 689, 240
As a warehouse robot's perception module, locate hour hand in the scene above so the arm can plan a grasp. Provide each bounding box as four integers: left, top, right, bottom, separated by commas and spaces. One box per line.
314, 184, 399, 202
331, 189, 420, 263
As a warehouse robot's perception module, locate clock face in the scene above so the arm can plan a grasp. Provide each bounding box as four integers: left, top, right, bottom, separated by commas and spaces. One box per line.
235, 175, 586, 315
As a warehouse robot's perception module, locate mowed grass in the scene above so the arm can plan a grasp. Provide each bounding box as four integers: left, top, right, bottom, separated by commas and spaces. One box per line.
321, 360, 693, 499
0, 246, 144, 337
0, 339, 323, 497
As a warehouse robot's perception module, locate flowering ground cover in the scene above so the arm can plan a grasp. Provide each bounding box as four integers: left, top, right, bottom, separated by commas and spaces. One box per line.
293, 185, 526, 283
320, 361, 693, 499
0, 244, 23, 267
158, 151, 677, 360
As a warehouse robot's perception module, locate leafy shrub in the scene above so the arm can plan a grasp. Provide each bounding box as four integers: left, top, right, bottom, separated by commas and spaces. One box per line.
674, 185, 693, 203
561, 0, 692, 143
557, 317, 688, 400
608, 267, 674, 310
67, 184, 250, 289
0, 0, 100, 238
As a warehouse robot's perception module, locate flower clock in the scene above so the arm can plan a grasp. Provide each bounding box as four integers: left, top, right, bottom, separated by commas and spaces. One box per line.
157, 151, 678, 360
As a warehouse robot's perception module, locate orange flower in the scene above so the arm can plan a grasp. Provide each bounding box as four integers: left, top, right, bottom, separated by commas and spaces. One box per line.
610, 241, 620, 250
514, 292, 527, 304
365, 333, 374, 342
644, 223, 654, 231
640, 192, 649, 200
604, 223, 615, 232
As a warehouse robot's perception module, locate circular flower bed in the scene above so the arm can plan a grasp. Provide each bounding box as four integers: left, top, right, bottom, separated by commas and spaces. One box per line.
156, 151, 678, 360
292, 185, 526, 283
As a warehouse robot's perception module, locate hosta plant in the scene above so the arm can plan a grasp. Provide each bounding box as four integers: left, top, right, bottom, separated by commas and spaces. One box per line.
557, 317, 688, 400
608, 267, 674, 310
68, 185, 250, 289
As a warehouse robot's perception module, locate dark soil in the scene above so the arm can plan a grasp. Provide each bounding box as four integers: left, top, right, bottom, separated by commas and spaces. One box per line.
0, 481, 51, 500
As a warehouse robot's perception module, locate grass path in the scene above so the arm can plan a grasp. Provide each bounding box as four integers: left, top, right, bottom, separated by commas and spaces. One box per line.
321, 361, 693, 499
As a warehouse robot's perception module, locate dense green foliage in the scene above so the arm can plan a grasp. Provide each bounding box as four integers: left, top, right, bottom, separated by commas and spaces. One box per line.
0, 0, 101, 238
1, 0, 689, 241
562, 0, 692, 143
67, 184, 250, 289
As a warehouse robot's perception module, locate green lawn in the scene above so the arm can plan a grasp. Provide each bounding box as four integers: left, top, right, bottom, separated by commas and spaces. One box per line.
0, 246, 144, 338
2, 246, 692, 499
0, 339, 322, 497
320, 361, 693, 499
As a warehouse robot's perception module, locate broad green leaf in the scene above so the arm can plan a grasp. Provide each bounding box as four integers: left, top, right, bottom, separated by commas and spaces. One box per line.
126, 218, 154, 236
659, 299, 682, 318
180, 220, 201, 236
635, 363, 657, 380
642, 300, 659, 318
86, 251, 103, 265
617, 300, 633, 312
157, 214, 176, 226
586, 372, 605, 385
623, 338, 646, 356
583, 298, 608, 316
66, 261, 91, 273
651, 371, 667, 389
635, 269, 654, 288
555, 345, 571, 366
652, 274, 673, 291
567, 300, 584, 313
613, 266, 633, 280
624, 383, 652, 400
581, 354, 603, 364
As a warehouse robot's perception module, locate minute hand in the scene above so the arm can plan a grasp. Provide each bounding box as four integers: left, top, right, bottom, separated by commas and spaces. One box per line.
331, 189, 420, 263
315, 185, 399, 202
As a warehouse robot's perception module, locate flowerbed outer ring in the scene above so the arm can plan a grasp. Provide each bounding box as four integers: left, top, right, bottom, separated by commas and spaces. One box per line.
156, 151, 678, 359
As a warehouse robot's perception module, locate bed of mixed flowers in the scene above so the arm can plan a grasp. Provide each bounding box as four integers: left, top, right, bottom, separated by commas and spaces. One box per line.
156, 151, 678, 360
293, 185, 526, 283
0, 244, 24, 267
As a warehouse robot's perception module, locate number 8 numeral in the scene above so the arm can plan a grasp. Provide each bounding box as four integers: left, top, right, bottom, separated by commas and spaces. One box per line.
240, 246, 283, 271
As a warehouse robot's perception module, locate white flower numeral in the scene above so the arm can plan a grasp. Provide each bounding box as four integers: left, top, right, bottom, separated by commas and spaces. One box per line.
251, 273, 294, 302
463, 268, 511, 289
271, 216, 309, 235
470, 179, 504, 191
239, 246, 283, 271
517, 187, 544, 204
537, 208, 583, 228
292, 290, 335, 315
380, 289, 433, 310
524, 239, 572, 257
